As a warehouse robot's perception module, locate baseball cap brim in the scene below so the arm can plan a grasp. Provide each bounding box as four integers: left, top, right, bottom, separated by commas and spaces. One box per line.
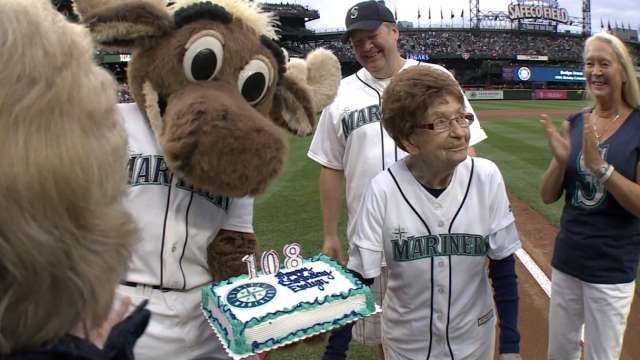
341, 20, 384, 43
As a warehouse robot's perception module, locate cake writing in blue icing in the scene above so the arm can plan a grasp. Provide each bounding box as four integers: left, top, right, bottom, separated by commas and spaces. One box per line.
276, 266, 335, 292
201, 254, 380, 359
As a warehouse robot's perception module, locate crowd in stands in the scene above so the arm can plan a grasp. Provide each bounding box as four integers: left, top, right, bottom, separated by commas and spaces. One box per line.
99, 62, 133, 102
101, 30, 640, 102
286, 30, 639, 62
118, 83, 134, 103
399, 31, 584, 59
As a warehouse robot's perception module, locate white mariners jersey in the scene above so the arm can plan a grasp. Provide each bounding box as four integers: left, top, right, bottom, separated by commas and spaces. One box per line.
119, 103, 254, 290
308, 60, 487, 241
348, 157, 521, 359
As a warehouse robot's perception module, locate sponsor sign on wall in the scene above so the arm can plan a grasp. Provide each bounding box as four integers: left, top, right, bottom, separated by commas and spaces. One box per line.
405, 52, 430, 61
534, 90, 568, 100
464, 90, 504, 100
516, 55, 549, 61
502, 67, 514, 81
513, 66, 585, 83
99, 53, 131, 63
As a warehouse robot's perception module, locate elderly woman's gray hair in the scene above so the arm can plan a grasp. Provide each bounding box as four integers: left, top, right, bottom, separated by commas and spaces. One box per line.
0, 0, 137, 353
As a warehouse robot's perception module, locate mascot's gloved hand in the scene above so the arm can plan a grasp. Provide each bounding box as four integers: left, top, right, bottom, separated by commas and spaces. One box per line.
208, 230, 257, 281
103, 300, 151, 360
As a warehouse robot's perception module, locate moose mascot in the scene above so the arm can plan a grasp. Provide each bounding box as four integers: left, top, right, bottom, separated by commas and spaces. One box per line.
73, 0, 341, 358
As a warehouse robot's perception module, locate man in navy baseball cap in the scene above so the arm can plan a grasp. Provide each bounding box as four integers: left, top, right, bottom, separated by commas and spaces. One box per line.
341, 1, 396, 44
340, 0, 403, 80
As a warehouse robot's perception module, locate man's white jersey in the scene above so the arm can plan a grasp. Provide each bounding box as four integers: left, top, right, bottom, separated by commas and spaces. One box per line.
348, 157, 521, 359
308, 60, 487, 241
119, 103, 253, 290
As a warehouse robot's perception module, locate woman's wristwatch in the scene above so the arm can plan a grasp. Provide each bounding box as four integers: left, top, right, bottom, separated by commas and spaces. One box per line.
594, 162, 615, 183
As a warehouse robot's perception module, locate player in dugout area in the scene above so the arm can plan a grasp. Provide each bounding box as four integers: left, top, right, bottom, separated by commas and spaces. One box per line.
347, 65, 522, 360
540, 32, 640, 360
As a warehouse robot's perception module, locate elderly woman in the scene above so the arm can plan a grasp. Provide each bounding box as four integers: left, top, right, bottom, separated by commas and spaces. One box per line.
347, 66, 522, 360
0, 0, 147, 359
540, 32, 640, 360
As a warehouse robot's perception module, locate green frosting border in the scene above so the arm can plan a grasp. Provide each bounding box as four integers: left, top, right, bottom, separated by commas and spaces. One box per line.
201, 254, 378, 357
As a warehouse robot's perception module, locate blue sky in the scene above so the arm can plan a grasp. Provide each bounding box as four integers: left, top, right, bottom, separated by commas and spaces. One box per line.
262, 0, 639, 35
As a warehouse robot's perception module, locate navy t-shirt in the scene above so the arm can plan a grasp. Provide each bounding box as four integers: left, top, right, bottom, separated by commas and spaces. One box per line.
552, 109, 640, 284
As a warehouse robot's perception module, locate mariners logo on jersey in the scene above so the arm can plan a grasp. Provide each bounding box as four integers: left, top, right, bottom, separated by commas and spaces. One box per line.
341, 104, 381, 138
127, 153, 230, 210
226, 283, 277, 308
390, 226, 489, 262
573, 145, 610, 208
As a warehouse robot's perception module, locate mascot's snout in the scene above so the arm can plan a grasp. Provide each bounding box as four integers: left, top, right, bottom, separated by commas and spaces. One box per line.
162, 82, 287, 197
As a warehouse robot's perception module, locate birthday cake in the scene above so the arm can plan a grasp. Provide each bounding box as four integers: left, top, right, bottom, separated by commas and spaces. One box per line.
201, 254, 379, 359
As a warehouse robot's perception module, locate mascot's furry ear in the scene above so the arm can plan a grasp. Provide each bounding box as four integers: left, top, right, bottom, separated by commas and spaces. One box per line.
271, 48, 341, 136
74, 0, 172, 51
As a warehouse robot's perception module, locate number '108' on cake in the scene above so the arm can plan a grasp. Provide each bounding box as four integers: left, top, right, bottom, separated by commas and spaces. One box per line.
201, 254, 380, 359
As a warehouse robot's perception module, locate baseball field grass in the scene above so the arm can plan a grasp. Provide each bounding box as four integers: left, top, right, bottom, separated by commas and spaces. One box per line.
252, 100, 636, 359
472, 99, 591, 227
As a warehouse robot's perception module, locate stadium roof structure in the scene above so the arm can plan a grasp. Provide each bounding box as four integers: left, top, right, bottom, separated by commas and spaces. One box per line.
259, 2, 320, 41
260, 2, 319, 24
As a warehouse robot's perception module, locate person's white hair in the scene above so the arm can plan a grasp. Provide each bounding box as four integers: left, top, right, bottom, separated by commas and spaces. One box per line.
0, 0, 137, 354
584, 32, 640, 109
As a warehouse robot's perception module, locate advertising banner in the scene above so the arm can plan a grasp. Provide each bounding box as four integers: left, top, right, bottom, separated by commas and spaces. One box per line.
100, 53, 131, 63
516, 55, 549, 61
513, 66, 585, 83
464, 90, 504, 100
405, 52, 430, 61
502, 66, 514, 81
534, 89, 568, 100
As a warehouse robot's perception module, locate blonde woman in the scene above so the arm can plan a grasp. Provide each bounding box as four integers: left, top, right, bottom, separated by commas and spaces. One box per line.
0, 0, 147, 358
540, 32, 640, 360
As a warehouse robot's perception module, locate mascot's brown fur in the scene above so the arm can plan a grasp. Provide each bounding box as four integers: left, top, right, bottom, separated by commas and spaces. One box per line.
73, 0, 340, 281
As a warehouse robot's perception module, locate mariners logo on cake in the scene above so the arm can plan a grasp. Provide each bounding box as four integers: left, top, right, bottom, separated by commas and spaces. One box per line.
226, 282, 277, 308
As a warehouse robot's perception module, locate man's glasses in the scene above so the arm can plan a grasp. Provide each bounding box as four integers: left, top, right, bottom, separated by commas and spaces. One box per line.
415, 112, 475, 132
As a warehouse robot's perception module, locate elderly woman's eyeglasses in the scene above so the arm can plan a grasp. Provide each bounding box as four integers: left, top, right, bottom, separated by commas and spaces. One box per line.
415, 113, 475, 132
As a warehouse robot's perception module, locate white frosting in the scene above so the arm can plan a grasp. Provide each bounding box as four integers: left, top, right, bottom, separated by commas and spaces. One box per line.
244, 293, 367, 343
212, 260, 357, 322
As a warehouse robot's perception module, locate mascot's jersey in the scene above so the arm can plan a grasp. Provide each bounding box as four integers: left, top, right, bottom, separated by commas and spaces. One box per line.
348, 157, 520, 358
118, 103, 254, 290
308, 60, 487, 242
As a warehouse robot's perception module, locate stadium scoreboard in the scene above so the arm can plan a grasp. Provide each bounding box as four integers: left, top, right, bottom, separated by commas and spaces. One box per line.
512, 66, 585, 83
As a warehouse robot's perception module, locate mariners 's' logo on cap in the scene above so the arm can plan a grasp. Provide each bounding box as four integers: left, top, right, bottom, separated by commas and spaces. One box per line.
350, 6, 359, 19
226, 282, 277, 308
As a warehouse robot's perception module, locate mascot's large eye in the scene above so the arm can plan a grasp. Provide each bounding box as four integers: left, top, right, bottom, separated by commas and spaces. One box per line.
238, 58, 272, 106
183, 36, 223, 82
